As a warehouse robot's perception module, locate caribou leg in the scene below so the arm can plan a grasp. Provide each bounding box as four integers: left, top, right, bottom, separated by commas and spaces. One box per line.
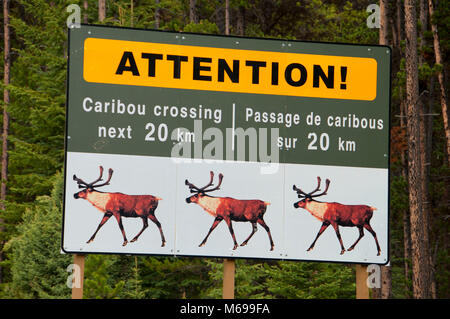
148, 214, 166, 247
224, 217, 238, 250
348, 226, 365, 252
131, 216, 148, 243
241, 222, 258, 247
364, 223, 381, 256
113, 212, 128, 246
199, 217, 222, 247
87, 212, 112, 244
331, 222, 346, 255
257, 218, 274, 251
307, 221, 329, 252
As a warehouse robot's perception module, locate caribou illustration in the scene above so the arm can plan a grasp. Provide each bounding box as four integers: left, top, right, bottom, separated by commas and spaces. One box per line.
73, 166, 166, 247
185, 171, 274, 251
293, 177, 381, 256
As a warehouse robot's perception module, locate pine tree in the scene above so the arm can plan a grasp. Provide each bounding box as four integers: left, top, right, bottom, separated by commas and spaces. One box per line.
0, 0, 11, 285
3, 173, 71, 298
428, 0, 450, 164
0, 0, 68, 283
404, 0, 432, 298
83, 255, 126, 299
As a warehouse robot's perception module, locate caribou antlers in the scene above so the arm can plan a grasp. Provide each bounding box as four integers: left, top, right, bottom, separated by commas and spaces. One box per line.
293, 176, 330, 199
185, 171, 223, 194
73, 166, 113, 189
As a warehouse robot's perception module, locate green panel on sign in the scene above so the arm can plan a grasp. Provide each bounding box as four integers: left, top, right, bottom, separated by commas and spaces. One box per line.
67, 25, 390, 169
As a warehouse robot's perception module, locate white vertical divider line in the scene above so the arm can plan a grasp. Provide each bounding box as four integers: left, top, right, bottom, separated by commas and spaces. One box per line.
232, 103, 235, 151
173, 161, 178, 256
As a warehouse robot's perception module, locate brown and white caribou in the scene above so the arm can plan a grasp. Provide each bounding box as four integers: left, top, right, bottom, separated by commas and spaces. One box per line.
73, 166, 166, 247
293, 177, 381, 256
185, 171, 274, 251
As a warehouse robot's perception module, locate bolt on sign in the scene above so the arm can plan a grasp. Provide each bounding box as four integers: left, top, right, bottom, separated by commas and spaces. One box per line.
63, 25, 391, 265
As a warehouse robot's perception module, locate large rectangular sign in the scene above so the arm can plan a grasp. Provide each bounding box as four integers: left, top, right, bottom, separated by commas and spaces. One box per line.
63, 25, 390, 265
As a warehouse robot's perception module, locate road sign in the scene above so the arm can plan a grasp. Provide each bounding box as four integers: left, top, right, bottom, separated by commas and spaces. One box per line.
63, 25, 390, 264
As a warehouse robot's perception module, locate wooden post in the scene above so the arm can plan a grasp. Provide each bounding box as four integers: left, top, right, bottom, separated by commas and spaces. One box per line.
222, 258, 235, 299
356, 264, 369, 299
71, 254, 85, 299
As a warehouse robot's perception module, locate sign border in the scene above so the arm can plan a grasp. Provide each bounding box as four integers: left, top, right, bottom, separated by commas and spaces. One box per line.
62, 24, 391, 266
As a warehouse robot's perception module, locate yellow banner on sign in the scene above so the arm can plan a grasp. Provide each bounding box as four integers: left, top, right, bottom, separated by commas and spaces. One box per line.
83, 38, 377, 101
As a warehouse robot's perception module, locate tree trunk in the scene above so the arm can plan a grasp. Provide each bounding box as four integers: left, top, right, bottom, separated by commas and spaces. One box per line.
155, 0, 160, 29
394, 1, 413, 297
394, 0, 412, 299
379, 0, 389, 45
381, 266, 392, 299
236, 5, 245, 36
98, 0, 106, 22
404, 0, 431, 299
396, 0, 403, 47
427, 76, 437, 299
400, 99, 412, 298
418, 0, 436, 299
396, 86, 413, 299
84, 0, 88, 24
1, 0, 11, 284
189, 0, 197, 23
428, 0, 450, 165
378, 0, 392, 299
394, 0, 403, 68
225, 0, 230, 35
390, 15, 398, 52
130, 0, 134, 27
419, 0, 428, 66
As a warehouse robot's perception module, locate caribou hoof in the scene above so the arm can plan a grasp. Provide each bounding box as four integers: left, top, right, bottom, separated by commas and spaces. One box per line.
161, 242, 166, 247
340, 249, 346, 255
122, 241, 128, 247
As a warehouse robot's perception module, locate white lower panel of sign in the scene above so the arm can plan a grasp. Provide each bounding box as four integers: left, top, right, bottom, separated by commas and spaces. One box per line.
63, 152, 388, 264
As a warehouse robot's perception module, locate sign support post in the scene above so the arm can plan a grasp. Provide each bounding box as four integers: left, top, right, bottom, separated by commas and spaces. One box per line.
71, 254, 85, 299
222, 258, 235, 299
356, 264, 369, 299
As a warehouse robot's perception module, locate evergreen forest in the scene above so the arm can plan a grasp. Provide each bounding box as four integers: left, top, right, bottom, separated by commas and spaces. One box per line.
0, 0, 448, 299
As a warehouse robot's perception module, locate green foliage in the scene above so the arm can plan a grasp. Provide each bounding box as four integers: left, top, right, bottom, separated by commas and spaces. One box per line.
236, 0, 377, 43
205, 259, 271, 298
183, 20, 220, 34
2, 173, 71, 298
121, 257, 148, 299
432, 0, 450, 54
1, 0, 67, 254
0, 0, 448, 299
267, 261, 355, 298
83, 255, 126, 299
138, 256, 210, 298
205, 259, 354, 299
84, 254, 211, 299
